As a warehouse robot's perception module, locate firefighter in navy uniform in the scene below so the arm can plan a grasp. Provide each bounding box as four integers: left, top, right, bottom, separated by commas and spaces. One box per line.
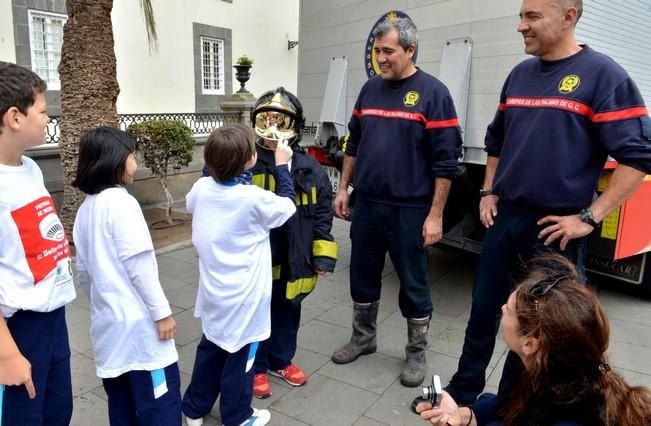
249, 87, 338, 399
332, 17, 462, 388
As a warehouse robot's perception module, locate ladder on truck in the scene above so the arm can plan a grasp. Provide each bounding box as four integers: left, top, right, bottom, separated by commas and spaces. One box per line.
438, 37, 473, 162
314, 56, 348, 148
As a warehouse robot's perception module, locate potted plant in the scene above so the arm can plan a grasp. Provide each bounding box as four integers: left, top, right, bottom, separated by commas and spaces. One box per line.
128, 119, 195, 228
235, 54, 254, 66
234, 55, 254, 92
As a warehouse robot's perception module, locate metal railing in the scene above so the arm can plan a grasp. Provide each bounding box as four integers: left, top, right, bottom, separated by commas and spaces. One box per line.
45, 112, 243, 144
45, 114, 319, 145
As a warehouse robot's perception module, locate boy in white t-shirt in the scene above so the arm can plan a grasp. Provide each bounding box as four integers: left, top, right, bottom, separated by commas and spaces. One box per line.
182, 124, 296, 426
0, 62, 76, 424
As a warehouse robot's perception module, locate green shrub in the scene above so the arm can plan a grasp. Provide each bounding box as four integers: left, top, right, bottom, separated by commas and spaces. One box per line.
128, 119, 195, 224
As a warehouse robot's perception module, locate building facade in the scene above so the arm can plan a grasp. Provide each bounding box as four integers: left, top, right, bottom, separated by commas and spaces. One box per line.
1, 0, 300, 115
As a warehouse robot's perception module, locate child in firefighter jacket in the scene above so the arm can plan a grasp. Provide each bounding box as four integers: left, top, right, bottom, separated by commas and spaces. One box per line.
249, 87, 338, 398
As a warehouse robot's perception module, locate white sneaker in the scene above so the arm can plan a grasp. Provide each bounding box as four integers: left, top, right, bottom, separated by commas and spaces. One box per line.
235, 408, 271, 426
185, 416, 204, 426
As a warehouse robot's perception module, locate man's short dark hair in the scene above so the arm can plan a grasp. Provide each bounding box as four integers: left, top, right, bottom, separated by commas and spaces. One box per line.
0, 62, 47, 135
204, 123, 256, 183
73, 126, 137, 195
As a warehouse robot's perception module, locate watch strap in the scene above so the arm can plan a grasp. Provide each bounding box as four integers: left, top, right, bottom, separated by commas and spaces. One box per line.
479, 188, 494, 197
580, 208, 598, 227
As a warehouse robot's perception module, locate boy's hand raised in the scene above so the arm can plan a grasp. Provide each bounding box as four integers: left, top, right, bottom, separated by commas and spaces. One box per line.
275, 140, 293, 165
155, 316, 176, 340
0, 351, 36, 399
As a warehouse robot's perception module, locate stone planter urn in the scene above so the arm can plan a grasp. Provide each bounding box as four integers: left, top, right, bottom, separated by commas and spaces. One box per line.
234, 64, 252, 93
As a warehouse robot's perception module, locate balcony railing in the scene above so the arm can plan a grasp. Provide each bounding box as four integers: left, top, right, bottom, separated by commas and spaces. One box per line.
45, 112, 243, 144
45, 113, 319, 145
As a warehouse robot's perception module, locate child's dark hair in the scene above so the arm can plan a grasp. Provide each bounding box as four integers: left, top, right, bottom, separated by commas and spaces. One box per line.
0, 62, 47, 134
204, 123, 255, 183
73, 126, 137, 195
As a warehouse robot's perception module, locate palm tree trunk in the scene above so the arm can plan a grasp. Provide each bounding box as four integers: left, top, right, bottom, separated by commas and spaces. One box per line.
58, 0, 120, 241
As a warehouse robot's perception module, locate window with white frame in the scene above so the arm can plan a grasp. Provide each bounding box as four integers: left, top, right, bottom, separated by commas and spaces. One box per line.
201, 36, 225, 95
28, 10, 67, 90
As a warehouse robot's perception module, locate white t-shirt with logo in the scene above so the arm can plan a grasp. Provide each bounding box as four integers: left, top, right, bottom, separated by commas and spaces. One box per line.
187, 177, 296, 353
0, 156, 75, 318
73, 187, 177, 378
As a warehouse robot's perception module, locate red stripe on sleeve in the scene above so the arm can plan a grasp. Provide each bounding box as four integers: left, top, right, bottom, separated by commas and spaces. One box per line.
498, 103, 506, 112
592, 106, 649, 123
352, 109, 361, 117
425, 118, 460, 129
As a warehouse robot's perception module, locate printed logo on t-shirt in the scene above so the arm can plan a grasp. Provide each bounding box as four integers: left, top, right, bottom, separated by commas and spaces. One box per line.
558, 75, 581, 94
39, 213, 65, 242
11, 196, 71, 285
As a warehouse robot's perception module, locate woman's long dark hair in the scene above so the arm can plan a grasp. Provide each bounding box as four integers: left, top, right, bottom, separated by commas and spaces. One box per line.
501, 254, 651, 425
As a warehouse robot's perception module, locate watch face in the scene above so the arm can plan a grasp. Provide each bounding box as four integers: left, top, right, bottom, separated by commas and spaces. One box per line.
580, 209, 596, 226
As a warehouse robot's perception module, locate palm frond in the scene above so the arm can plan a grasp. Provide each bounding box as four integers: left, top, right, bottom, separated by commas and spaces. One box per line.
140, 0, 159, 53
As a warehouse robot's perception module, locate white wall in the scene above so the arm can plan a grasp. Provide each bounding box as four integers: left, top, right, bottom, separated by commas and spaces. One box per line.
112, 0, 299, 113
575, 0, 651, 107
0, 0, 16, 63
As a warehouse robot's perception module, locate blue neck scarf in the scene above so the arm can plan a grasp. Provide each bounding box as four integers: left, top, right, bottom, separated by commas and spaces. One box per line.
222, 170, 252, 186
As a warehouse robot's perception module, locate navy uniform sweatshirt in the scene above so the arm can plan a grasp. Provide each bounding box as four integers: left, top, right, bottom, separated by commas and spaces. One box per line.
345, 69, 463, 207
486, 45, 651, 212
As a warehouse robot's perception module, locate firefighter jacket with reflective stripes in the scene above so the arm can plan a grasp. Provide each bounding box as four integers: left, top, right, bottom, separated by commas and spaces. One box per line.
251, 147, 338, 303
486, 45, 651, 211
345, 69, 463, 207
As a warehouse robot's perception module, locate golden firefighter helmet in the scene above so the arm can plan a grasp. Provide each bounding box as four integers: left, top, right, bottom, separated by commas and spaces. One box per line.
251, 87, 304, 148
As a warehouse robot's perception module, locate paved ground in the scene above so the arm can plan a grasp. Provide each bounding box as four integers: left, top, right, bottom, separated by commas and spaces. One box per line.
69, 218, 651, 425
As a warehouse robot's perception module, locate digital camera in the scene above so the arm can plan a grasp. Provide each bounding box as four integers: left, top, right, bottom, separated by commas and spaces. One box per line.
421, 374, 442, 407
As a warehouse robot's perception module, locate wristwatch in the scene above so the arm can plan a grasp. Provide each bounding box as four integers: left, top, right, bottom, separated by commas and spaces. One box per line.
479, 188, 494, 197
579, 208, 599, 227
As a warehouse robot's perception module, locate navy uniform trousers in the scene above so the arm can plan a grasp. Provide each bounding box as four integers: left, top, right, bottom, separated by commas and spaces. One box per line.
254, 278, 301, 374
2, 307, 72, 426
349, 194, 433, 318
446, 202, 586, 405
101, 362, 181, 426
182, 335, 258, 426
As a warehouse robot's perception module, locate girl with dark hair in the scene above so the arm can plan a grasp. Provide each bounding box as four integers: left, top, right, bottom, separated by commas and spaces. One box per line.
72, 126, 181, 425
417, 254, 651, 425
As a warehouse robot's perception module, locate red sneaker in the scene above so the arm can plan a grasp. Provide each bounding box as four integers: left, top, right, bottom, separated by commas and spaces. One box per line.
270, 363, 308, 386
253, 373, 272, 399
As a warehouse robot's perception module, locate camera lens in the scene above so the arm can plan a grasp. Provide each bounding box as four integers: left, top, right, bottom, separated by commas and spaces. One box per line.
422, 385, 433, 402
